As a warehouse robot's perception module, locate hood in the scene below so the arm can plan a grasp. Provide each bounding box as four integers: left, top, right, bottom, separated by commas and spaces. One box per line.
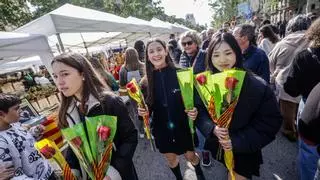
281, 31, 308, 48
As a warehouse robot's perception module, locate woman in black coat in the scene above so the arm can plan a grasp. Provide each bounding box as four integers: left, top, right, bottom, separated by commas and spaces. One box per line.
51, 53, 138, 180
202, 32, 282, 179
138, 39, 205, 180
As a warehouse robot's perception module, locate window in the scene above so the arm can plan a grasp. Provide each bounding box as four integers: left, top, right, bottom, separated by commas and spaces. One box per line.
311, 4, 315, 10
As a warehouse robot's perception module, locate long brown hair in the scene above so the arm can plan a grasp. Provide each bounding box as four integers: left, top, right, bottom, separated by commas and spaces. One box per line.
145, 38, 175, 107
124, 47, 143, 71
51, 53, 107, 128
259, 25, 279, 44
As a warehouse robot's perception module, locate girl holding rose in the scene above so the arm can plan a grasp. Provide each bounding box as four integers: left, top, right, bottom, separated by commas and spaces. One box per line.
51, 53, 138, 180
202, 32, 282, 179
137, 39, 205, 180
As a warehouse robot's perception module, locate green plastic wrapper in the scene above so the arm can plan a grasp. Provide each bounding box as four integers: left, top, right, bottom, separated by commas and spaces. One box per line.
86, 115, 117, 163
177, 68, 195, 143
210, 69, 246, 118
61, 123, 95, 179
61, 115, 118, 179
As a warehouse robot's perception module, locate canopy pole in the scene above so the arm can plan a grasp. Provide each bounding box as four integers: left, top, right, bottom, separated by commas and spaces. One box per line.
80, 33, 89, 55
56, 33, 65, 53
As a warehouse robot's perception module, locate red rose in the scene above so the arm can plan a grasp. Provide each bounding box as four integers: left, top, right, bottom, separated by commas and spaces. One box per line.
97, 126, 111, 141
196, 74, 207, 86
40, 145, 56, 159
225, 77, 239, 90
71, 136, 82, 148
126, 82, 137, 93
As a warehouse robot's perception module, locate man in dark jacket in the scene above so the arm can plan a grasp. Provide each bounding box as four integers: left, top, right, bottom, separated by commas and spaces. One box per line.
297, 82, 320, 180
233, 24, 270, 83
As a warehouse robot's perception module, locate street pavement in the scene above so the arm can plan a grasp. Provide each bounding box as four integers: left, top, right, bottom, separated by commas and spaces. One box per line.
133, 133, 298, 180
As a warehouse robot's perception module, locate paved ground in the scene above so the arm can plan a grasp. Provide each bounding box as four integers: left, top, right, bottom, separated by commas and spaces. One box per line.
133, 133, 299, 180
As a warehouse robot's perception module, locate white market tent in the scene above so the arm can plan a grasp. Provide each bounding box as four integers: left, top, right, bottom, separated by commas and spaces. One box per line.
0, 32, 54, 74
14, 4, 189, 53
15, 3, 155, 35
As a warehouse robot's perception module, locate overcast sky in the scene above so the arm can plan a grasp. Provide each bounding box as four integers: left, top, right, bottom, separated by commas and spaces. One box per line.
160, 0, 212, 26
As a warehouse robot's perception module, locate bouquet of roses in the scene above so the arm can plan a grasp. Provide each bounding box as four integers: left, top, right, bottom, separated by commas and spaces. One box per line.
126, 78, 156, 151
195, 69, 245, 180
177, 68, 195, 146
61, 115, 117, 180
35, 139, 76, 180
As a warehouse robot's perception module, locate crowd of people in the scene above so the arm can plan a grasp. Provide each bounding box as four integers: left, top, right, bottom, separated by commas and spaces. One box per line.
0, 13, 319, 180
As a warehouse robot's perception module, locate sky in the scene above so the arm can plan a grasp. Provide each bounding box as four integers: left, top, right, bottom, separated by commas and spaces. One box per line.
160, 0, 212, 26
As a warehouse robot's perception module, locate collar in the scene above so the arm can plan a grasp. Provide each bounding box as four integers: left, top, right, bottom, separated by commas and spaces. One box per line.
66, 94, 101, 126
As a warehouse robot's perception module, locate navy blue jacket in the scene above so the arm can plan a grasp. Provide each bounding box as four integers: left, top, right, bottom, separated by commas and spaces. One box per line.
179, 49, 206, 74
243, 45, 270, 83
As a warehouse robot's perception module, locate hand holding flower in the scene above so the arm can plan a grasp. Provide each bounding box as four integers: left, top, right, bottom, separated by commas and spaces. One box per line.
219, 139, 232, 151
185, 107, 198, 121
213, 126, 229, 140
138, 106, 149, 117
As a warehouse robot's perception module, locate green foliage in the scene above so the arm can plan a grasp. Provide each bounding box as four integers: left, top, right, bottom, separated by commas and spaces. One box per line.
0, 0, 33, 30
208, 0, 240, 29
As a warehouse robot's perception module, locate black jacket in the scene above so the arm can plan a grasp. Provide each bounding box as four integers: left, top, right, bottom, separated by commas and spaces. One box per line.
284, 48, 320, 100
298, 82, 320, 145
204, 74, 282, 177
65, 92, 138, 180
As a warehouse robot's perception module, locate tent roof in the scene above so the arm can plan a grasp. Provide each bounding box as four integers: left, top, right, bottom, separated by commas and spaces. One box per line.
150, 18, 187, 33
0, 32, 54, 74
0, 32, 51, 61
15, 4, 163, 35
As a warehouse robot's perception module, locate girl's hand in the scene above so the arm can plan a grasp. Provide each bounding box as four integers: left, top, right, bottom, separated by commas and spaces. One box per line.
138, 106, 149, 117
213, 126, 229, 140
219, 139, 232, 151
185, 107, 198, 121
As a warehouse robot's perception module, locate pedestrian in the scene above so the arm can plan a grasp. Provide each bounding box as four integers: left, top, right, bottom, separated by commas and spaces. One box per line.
134, 40, 145, 62
297, 82, 320, 180
233, 24, 270, 82
204, 32, 282, 179
51, 53, 138, 180
283, 18, 320, 180
0, 93, 55, 179
179, 31, 206, 74
258, 25, 279, 56
168, 39, 182, 65
179, 31, 212, 167
89, 56, 119, 91
119, 47, 145, 138
138, 39, 205, 180
268, 14, 312, 141
202, 28, 215, 50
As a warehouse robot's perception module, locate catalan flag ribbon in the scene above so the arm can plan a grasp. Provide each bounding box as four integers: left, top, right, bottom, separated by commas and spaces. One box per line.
195, 69, 246, 180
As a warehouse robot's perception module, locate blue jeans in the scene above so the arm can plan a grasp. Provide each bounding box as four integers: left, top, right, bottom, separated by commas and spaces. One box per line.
298, 139, 320, 180
196, 128, 206, 151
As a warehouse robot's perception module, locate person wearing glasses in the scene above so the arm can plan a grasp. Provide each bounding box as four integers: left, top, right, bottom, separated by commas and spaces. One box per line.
179, 31, 213, 168
179, 31, 206, 74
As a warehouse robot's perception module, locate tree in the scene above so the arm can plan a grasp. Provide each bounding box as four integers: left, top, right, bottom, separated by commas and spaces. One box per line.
0, 0, 33, 31
208, 0, 240, 28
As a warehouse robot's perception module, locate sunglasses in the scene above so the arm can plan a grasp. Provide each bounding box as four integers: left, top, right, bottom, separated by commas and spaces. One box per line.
181, 41, 194, 47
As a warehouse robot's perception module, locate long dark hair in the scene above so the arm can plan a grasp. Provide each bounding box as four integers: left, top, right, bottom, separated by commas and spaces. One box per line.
259, 25, 279, 44
145, 38, 175, 107
51, 53, 107, 128
206, 32, 244, 73
124, 47, 144, 71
